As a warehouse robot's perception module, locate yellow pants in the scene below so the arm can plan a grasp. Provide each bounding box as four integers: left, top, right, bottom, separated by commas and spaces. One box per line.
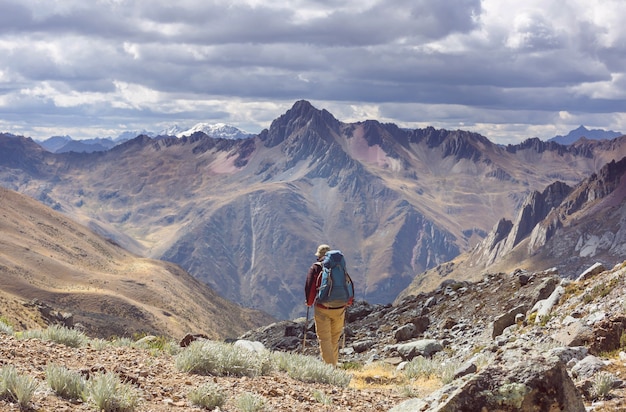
314, 305, 345, 366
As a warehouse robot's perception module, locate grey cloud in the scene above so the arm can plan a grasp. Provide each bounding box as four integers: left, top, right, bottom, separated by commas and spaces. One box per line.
0, 1, 32, 31
0, 0, 624, 142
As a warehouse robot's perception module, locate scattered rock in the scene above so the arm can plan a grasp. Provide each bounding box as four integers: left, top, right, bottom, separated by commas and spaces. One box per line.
179, 333, 208, 347
576, 262, 606, 282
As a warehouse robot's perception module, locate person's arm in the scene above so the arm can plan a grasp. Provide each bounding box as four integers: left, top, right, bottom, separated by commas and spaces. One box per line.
305, 263, 320, 306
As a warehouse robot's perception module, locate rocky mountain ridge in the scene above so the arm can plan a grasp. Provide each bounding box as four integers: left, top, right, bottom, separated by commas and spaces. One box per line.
36, 123, 252, 154
549, 125, 623, 145
400, 155, 626, 300
2, 100, 626, 320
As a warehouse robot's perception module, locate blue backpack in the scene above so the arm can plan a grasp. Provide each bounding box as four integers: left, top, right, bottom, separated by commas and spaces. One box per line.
316, 250, 355, 305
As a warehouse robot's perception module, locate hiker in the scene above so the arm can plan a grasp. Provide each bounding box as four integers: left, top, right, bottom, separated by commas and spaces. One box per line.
304, 244, 353, 366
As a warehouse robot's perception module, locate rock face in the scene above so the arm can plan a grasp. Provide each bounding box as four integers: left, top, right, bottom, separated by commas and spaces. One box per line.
391, 351, 585, 412
400, 156, 626, 301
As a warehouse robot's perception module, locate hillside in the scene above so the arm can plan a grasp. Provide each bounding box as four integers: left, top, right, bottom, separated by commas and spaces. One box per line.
2, 101, 626, 320
0, 186, 273, 339
399, 156, 626, 300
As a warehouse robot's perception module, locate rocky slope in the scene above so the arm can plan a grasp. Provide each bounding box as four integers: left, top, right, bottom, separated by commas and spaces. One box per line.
3, 260, 626, 411
242, 260, 626, 411
2, 101, 626, 320
400, 156, 626, 299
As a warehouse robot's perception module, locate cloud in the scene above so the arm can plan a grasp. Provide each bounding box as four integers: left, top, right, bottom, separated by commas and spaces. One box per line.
0, 0, 624, 142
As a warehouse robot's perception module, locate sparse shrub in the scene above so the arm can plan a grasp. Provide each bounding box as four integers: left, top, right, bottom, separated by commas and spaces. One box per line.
402, 356, 437, 380
107, 337, 135, 347
621, 332, 626, 349
340, 361, 362, 370
439, 360, 462, 384
176, 340, 272, 377
87, 371, 140, 412
402, 355, 461, 384
312, 389, 332, 405
46, 363, 86, 401
236, 392, 266, 412
20, 324, 87, 348
397, 385, 421, 398
271, 351, 351, 387
133, 335, 180, 355
89, 338, 110, 350
0, 318, 13, 335
44, 324, 88, 347
0, 365, 39, 409
591, 371, 615, 400
584, 278, 620, 304
187, 383, 226, 410
539, 313, 552, 327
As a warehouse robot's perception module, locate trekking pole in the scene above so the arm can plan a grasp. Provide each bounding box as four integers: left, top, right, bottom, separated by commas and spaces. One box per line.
302, 306, 310, 353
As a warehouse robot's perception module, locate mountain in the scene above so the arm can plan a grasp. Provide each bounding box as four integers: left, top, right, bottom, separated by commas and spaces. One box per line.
39, 135, 72, 152
398, 156, 626, 301
549, 125, 623, 145
2, 101, 626, 320
37, 124, 251, 154
0, 185, 273, 339
175, 123, 253, 139
39, 136, 126, 153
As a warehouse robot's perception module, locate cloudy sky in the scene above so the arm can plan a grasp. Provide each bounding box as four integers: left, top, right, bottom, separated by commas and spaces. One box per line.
0, 0, 624, 144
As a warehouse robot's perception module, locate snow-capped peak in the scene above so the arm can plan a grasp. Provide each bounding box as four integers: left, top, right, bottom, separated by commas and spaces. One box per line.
175, 123, 252, 139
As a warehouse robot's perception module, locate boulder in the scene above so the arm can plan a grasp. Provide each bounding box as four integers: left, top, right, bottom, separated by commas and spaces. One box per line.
551, 320, 592, 347
234, 339, 267, 354
492, 304, 527, 339
394, 324, 416, 342
388, 339, 443, 361
179, 333, 208, 347
576, 262, 606, 282
389, 353, 585, 412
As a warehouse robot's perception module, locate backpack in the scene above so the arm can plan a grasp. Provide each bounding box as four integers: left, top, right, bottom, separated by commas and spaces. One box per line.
316, 250, 354, 305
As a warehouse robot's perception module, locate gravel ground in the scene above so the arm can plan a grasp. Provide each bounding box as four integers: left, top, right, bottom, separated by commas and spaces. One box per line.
0, 334, 407, 411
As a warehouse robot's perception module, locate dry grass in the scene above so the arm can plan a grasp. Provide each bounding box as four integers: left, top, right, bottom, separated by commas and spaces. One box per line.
348, 361, 443, 398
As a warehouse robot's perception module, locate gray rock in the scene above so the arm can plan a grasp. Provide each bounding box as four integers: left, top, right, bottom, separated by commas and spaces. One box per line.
391, 339, 443, 361
548, 346, 588, 365
576, 262, 606, 282
234, 339, 267, 354
390, 353, 585, 412
551, 320, 592, 347
394, 324, 417, 342
492, 304, 527, 339
452, 361, 477, 380
532, 285, 564, 323
352, 339, 375, 353
571, 354, 606, 379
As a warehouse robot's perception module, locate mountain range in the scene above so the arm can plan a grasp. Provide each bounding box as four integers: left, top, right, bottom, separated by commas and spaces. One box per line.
37, 123, 253, 154
548, 125, 623, 145
37, 121, 621, 155
1, 100, 626, 321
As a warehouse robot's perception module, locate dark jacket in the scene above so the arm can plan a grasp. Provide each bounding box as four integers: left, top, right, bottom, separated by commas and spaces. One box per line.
305, 261, 323, 306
